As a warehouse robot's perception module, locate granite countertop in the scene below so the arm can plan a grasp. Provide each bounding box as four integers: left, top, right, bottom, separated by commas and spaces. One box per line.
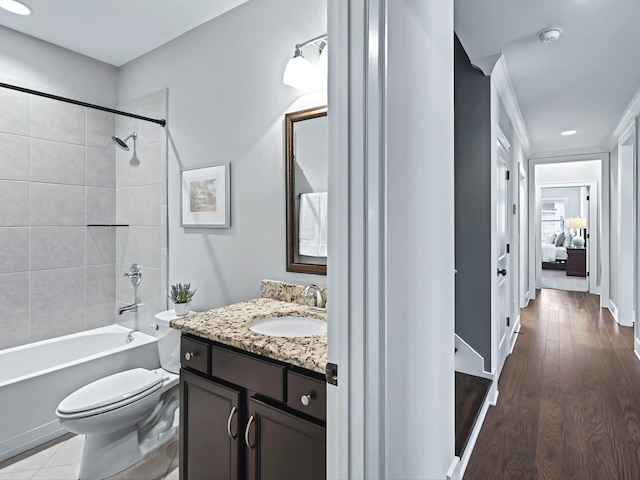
170, 297, 327, 374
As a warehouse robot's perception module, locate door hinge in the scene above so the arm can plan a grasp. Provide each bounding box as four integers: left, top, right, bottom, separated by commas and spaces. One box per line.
325, 362, 338, 386
587, 272, 590, 277
507, 244, 510, 254
587, 233, 590, 239
513, 204, 517, 215
587, 195, 590, 201
506, 170, 510, 180
507, 316, 510, 327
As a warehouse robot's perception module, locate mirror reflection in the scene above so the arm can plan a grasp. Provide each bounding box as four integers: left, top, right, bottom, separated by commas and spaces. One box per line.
285, 106, 328, 275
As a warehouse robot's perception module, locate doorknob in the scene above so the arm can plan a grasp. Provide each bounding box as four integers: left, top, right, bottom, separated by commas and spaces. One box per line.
497, 268, 507, 276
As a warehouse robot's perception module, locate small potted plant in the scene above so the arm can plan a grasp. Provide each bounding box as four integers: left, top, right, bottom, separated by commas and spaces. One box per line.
169, 283, 196, 316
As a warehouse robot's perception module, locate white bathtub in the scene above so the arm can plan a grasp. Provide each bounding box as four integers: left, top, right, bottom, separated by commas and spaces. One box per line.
0, 324, 159, 462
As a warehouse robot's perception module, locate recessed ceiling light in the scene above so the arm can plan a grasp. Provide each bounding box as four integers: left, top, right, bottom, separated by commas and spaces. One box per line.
0, 0, 31, 15
561, 130, 577, 136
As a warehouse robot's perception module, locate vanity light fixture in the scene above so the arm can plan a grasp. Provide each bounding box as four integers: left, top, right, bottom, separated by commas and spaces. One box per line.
283, 34, 328, 90
0, 0, 31, 15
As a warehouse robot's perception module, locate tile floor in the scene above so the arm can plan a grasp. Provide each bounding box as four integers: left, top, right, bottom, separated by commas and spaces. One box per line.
0, 432, 178, 480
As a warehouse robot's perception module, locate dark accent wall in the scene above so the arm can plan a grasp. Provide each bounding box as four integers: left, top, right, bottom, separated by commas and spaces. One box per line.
454, 35, 492, 371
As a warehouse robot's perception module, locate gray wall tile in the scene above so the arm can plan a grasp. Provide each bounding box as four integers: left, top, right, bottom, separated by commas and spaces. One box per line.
30, 138, 85, 185
86, 264, 116, 305
86, 187, 115, 224
30, 96, 86, 145
116, 185, 160, 226
0, 318, 30, 349
0, 133, 29, 181
0, 227, 29, 273
0, 181, 29, 226
29, 307, 85, 342
86, 302, 116, 329
87, 110, 115, 150
0, 272, 29, 319
0, 89, 29, 136
30, 227, 85, 270
116, 226, 161, 269
87, 226, 116, 265
116, 141, 161, 187
31, 183, 85, 225
30, 267, 85, 315
87, 147, 115, 188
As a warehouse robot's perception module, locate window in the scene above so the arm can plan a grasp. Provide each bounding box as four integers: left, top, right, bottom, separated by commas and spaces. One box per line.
541, 199, 566, 239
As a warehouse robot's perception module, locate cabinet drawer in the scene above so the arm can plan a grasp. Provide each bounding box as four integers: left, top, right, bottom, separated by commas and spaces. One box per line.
287, 371, 326, 421
212, 346, 285, 402
180, 336, 210, 374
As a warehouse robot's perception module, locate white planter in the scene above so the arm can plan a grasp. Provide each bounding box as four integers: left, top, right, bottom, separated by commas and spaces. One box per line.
173, 302, 190, 316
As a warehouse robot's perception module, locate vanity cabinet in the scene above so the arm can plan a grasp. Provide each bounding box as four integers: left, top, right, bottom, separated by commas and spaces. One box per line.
179, 333, 326, 480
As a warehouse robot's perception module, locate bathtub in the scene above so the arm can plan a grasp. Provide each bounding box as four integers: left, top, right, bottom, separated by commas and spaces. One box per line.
0, 324, 159, 462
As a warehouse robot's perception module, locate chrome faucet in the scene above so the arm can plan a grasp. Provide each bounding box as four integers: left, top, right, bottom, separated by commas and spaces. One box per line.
118, 303, 139, 315
302, 284, 325, 309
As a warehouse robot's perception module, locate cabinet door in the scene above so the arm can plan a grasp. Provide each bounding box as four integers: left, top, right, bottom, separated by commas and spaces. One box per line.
246, 398, 325, 480
180, 369, 242, 480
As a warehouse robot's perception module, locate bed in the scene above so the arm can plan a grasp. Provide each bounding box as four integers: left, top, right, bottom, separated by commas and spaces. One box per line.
541, 232, 573, 270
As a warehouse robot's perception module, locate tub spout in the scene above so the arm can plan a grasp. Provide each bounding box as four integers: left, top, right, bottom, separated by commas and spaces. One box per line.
118, 303, 139, 315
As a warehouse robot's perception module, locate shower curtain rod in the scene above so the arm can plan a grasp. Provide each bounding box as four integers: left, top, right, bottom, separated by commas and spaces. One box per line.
0, 81, 166, 127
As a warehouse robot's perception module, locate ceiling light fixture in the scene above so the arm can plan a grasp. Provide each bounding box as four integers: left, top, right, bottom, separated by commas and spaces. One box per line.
561, 130, 577, 136
283, 34, 327, 90
0, 0, 31, 15
538, 27, 562, 44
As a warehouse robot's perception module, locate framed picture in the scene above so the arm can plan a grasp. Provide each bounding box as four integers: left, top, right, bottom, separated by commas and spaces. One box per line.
181, 164, 230, 228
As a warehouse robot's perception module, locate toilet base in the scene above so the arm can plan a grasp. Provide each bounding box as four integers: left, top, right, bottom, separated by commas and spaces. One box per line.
78, 424, 178, 480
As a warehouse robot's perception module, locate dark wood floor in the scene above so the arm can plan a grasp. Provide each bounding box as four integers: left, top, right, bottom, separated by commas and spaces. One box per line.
466, 289, 640, 480
456, 372, 492, 457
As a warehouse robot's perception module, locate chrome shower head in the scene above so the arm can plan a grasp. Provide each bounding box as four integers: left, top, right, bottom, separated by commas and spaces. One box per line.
111, 132, 137, 151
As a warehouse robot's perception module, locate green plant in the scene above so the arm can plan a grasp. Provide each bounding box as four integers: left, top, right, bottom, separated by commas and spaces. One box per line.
169, 283, 196, 304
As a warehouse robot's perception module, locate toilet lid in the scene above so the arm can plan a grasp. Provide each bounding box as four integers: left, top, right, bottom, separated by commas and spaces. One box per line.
57, 368, 163, 414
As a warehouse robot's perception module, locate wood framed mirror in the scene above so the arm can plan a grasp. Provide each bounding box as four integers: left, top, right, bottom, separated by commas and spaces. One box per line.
285, 106, 328, 275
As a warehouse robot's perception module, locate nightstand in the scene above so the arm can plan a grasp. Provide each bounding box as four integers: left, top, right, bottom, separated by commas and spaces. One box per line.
566, 247, 587, 277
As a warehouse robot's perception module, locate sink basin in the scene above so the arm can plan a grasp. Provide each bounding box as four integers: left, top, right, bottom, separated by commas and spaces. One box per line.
249, 316, 327, 338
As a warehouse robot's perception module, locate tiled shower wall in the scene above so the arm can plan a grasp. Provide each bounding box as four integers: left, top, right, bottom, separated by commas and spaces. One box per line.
115, 90, 168, 336
0, 87, 167, 349
0, 88, 118, 349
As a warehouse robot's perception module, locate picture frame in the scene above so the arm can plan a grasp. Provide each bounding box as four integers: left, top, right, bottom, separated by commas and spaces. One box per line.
181, 163, 230, 228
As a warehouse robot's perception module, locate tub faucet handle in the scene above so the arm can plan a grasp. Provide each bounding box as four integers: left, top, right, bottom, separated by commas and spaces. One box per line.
123, 264, 142, 286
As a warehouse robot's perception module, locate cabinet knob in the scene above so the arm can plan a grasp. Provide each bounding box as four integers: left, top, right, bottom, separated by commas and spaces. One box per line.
184, 352, 198, 361
301, 394, 312, 406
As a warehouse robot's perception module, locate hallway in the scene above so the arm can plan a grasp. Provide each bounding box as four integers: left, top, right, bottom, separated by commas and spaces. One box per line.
466, 289, 640, 479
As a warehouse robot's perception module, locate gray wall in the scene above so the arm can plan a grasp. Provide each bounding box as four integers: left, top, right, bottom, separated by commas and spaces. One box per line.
541, 186, 583, 220
0, 27, 119, 348
454, 35, 492, 370
118, 0, 328, 312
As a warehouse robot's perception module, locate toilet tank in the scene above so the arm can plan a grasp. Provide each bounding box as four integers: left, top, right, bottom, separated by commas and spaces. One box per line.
154, 311, 183, 374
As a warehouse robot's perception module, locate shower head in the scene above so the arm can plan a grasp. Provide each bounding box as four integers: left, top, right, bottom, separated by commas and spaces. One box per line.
111, 132, 137, 151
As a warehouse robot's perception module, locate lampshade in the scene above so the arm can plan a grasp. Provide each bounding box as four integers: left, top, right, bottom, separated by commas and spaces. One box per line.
283, 47, 313, 90
567, 217, 587, 229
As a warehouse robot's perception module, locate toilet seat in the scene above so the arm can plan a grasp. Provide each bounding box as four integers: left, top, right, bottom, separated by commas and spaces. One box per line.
57, 368, 163, 418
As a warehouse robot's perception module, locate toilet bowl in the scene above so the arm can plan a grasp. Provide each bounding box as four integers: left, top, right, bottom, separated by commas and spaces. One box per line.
55, 310, 184, 480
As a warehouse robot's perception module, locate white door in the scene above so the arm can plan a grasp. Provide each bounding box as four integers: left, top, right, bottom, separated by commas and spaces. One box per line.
496, 137, 510, 374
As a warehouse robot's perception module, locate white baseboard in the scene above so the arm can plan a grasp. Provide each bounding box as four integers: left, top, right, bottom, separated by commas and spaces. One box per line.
455, 334, 492, 379
448, 380, 496, 480
635, 338, 640, 361
509, 317, 521, 354
524, 291, 530, 308
609, 300, 619, 323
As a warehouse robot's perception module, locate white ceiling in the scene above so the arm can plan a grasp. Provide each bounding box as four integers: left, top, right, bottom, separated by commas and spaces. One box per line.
455, 0, 640, 154
0, 0, 249, 67
2, 1, 637, 154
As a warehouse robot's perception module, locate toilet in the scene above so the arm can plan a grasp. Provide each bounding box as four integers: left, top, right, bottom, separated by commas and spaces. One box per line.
56, 311, 183, 480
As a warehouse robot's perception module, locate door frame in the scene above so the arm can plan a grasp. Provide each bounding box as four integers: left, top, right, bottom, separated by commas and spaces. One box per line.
527, 152, 610, 305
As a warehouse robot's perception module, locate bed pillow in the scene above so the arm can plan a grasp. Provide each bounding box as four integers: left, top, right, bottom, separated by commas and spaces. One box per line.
563, 233, 574, 247
545, 233, 557, 244
555, 232, 566, 246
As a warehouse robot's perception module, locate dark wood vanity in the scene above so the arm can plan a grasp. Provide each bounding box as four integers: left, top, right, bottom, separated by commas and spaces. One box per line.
179, 333, 326, 480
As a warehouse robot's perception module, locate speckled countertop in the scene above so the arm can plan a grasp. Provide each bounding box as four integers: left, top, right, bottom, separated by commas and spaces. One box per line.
170, 292, 327, 374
